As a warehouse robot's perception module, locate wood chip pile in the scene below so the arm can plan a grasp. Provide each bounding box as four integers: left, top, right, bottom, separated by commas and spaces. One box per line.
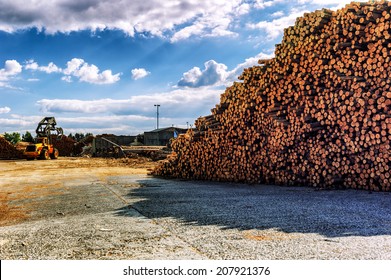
0, 136, 23, 159
153, 2, 391, 191
51, 136, 77, 156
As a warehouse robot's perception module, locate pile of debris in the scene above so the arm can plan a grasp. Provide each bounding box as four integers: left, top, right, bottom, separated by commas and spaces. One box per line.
153, 2, 391, 191
0, 136, 23, 159
51, 136, 77, 156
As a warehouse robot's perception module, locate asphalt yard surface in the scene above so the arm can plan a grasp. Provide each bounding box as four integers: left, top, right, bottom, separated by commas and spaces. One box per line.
0, 158, 390, 259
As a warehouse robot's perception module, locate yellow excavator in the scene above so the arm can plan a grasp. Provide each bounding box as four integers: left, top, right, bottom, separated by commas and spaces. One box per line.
24, 117, 63, 160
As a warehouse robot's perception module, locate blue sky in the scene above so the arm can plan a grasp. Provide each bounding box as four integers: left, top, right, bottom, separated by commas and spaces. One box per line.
0, 0, 366, 136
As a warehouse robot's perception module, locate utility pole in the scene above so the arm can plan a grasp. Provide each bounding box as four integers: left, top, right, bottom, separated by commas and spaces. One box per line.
154, 104, 160, 129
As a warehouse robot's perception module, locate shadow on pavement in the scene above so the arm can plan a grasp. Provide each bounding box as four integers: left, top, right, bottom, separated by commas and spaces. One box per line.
116, 178, 391, 238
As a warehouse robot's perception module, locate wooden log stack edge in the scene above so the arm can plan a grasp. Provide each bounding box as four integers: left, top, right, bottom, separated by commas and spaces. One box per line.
153, 1, 391, 192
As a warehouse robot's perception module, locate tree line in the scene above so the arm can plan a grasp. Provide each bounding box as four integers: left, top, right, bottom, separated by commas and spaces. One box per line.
3, 132, 93, 145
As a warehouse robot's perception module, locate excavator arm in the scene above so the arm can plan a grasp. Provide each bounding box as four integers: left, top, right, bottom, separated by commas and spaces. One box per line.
35, 117, 63, 139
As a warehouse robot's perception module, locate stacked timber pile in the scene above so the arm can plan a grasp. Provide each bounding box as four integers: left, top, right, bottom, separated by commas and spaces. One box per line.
153, 1, 391, 192
51, 136, 76, 156
0, 136, 23, 159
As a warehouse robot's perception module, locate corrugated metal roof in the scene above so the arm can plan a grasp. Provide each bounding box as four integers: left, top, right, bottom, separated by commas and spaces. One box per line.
145, 127, 187, 133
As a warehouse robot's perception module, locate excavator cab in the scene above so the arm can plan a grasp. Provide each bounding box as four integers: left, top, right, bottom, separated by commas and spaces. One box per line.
35, 137, 48, 145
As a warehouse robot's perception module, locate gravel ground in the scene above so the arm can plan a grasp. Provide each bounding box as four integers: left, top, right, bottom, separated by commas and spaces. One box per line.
127, 177, 391, 260
1, 174, 390, 259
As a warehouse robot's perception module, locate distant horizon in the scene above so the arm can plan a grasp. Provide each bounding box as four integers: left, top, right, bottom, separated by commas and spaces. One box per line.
0, 124, 192, 138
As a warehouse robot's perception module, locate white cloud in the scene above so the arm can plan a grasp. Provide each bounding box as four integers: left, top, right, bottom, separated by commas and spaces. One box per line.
177, 52, 274, 88
25, 60, 61, 73
178, 60, 228, 87
0, 114, 40, 133
38, 98, 129, 114
0, 106, 11, 114
25, 58, 120, 84
0, 59, 22, 88
0, 0, 249, 41
235, 3, 250, 16
298, 0, 364, 5
170, 1, 245, 42
25, 61, 39, 70
63, 58, 120, 84
0, 87, 219, 134
61, 76, 72, 83
171, 24, 205, 42
0, 0, 372, 43
37, 88, 220, 118
248, 0, 369, 40
58, 115, 155, 135
1, 113, 190, 135
131, 68, 150, 80
271, 11, 284, 18
63, 58, 84, 76
298, 0, 368, 10
1, 60, 22, 75
254, 0, 283, 9
227, 52, 274, 81
247, 9, 308, 39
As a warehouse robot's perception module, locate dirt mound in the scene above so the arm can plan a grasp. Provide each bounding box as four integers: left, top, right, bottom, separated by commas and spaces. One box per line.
0, 136, 23, 159
52, 135, 77, 156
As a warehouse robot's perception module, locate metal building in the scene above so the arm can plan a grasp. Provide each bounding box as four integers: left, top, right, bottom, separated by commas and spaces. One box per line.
143, 127, 187, 146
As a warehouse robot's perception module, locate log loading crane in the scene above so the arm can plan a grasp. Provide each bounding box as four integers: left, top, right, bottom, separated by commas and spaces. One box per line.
24, 117, 63, 160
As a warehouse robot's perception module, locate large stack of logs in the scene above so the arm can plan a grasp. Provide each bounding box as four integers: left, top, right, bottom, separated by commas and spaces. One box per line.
153, 1, 391, 192
0, 136, 23, 159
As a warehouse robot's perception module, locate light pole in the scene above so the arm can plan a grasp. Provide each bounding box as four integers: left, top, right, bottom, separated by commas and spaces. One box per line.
154, 104, 160, 129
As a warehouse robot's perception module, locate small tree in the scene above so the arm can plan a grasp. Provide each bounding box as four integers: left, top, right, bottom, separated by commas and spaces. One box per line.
68, 132, 93, 142
4, 132, 21, 145
22, 131, 34, 142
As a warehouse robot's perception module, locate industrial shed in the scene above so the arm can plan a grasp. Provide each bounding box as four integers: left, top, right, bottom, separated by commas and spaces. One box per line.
92, 134, 136, 156
144, 127, 187, 146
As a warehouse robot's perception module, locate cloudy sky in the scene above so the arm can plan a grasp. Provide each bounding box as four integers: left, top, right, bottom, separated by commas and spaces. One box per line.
0, 0, 365, 136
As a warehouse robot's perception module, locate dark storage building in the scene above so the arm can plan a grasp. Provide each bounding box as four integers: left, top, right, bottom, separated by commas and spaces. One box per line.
144, 127, 187, 146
